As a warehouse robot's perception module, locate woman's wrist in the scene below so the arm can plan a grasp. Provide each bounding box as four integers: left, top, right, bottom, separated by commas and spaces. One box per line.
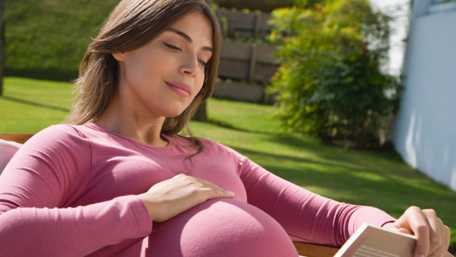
138, 193, 155, 219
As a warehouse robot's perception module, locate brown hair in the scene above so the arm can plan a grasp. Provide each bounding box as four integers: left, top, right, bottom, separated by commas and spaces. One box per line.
69, 0, 222, 155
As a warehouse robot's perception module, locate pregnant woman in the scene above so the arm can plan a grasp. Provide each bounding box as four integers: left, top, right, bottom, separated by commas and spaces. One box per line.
0, 0, 452, 257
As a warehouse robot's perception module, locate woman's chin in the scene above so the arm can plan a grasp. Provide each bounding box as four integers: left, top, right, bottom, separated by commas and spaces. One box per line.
164, 108, 188, 118
157, 101, 194, 118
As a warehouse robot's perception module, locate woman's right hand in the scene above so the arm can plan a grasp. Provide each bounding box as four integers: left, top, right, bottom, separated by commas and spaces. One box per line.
138, 174, 235, 222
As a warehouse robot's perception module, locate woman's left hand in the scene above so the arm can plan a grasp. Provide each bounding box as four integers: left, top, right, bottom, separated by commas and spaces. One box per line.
383, 206, 453, 257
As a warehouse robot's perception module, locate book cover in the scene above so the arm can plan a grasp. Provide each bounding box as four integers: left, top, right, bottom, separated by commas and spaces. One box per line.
333, 223, 417, 257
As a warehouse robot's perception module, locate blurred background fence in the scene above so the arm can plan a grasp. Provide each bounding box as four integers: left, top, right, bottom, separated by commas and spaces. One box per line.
216, 40, 277, 103
214, 8, 278, 104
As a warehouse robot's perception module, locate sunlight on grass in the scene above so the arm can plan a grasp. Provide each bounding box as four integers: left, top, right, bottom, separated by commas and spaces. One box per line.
0, 77, 72, 132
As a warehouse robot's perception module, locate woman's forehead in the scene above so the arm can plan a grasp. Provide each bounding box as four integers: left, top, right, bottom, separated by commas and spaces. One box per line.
165, 11, 213, 47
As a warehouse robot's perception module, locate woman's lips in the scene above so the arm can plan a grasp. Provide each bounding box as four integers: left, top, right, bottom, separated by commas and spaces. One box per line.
165, 81, 191, 97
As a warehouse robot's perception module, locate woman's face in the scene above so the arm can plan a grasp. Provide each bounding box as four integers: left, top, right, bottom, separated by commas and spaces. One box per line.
114, 11, 213, 118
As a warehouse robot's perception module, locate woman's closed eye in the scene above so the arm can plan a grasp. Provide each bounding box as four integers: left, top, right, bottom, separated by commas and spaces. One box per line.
163, 42, 182, 51
198, 59, 209, 68
163, 42, 209, 68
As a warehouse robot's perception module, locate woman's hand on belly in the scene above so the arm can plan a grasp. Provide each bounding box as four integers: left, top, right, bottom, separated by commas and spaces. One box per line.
139, 174, 235, 222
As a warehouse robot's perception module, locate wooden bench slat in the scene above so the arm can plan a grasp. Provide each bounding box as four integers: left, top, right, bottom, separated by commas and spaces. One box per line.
0, 133, 33, 144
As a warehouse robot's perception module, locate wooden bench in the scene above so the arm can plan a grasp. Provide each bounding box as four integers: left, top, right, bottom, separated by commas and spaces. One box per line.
0, 133, 339, 257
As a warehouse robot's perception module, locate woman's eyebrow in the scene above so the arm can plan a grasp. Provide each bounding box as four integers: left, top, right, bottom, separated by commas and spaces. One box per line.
165, 27, 213, 53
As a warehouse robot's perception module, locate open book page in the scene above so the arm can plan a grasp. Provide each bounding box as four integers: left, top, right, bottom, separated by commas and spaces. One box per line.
334, 223, 417, 257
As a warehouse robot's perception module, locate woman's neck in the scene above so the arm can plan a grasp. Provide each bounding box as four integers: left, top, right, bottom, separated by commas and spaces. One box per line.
95, 94, 168, 148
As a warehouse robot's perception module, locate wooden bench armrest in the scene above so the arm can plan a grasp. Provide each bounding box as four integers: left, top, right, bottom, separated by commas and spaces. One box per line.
0, 133, 34, 143
293, 241, 338, 257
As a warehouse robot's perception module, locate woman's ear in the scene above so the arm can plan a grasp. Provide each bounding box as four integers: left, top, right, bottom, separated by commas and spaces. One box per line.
112, 52, 127, 62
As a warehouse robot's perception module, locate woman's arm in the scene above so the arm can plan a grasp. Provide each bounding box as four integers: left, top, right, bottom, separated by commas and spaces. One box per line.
237, 157, 395, 247
236, 156, 453, 257
0, 125, 153, 257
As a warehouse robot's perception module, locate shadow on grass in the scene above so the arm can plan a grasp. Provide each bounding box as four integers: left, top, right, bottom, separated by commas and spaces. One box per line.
264, 162, 455, 215
0, 96, 70, 113
231, 132, 414, 180
208, 116, 403, 164
269, 133, 404, 162
230, 145, 456, 200
6, 69, 77, 82
206, 117, 277, 135
207, 117, 437, 192
231, 145, 363, 171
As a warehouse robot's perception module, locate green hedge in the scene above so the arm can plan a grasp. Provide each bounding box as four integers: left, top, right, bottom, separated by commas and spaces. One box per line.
5, 0, 118, 81
4, 0, 296, 81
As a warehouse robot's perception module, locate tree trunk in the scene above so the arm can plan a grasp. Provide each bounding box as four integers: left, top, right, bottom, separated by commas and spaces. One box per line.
193, 101, 208, 122
0, 0, 4, 96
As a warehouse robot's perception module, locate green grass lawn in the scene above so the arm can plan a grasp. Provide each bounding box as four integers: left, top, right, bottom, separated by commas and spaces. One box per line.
1, 76, 456, 249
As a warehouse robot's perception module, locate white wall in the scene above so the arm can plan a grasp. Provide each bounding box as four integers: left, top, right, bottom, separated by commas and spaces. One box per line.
393, 4, 456, 191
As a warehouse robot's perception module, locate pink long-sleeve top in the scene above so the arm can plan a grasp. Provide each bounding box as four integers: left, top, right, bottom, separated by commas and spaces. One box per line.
0, 122, 395, 257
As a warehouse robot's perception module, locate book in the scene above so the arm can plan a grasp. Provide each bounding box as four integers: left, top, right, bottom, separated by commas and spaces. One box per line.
333, 223, 417, 257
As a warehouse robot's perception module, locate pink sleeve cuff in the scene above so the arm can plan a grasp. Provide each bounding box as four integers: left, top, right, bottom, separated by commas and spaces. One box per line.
125, 195, 153, 236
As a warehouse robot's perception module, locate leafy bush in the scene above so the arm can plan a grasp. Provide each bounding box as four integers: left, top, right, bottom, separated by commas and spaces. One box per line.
268, 0, 401, 148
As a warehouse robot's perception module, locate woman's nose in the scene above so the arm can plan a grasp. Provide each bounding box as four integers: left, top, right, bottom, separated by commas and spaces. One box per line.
179, 54, 199, 77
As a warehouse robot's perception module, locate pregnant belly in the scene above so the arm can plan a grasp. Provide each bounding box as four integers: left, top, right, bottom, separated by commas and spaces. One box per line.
144, 198, 299, 257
